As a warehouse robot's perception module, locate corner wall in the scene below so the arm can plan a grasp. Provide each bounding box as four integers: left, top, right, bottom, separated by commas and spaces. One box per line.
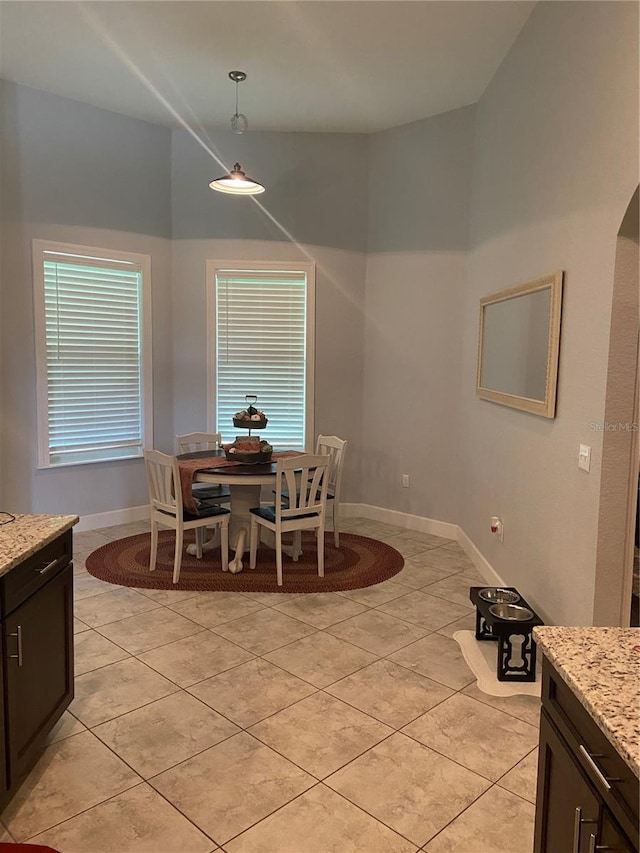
0, 83, 173, 515
458, 1, 639, 625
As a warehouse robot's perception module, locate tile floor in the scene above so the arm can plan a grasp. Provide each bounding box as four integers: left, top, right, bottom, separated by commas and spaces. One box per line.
0, 518, 540, 853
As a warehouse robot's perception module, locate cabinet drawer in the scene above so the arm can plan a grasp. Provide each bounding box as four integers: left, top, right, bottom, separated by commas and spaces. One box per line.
542, 658, 639, 842
1, 530, 72, 615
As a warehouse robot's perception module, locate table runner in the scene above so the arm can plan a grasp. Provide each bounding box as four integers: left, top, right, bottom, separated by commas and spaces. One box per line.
178, 451, 301, 514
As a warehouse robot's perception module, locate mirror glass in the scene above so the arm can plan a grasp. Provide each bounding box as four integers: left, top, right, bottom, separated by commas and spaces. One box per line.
476, 272, 563, 418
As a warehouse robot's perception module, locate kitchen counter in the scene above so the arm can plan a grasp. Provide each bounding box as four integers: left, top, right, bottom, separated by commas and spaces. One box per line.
0, 513, 79, 577
534, 625, 640, 778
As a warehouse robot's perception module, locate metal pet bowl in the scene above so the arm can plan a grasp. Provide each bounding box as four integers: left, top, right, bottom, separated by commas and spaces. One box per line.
478, 587, 521, 605
489, 603, 534, 621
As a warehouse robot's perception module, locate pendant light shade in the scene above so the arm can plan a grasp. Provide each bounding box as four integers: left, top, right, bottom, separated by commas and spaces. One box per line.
209, 71, 265, 196
209, 162, 265, 195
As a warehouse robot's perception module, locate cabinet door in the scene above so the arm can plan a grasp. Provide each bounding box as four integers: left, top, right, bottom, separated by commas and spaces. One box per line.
0, 640, 6, 797
535, 710, 601, 853
4, 563, 73, 787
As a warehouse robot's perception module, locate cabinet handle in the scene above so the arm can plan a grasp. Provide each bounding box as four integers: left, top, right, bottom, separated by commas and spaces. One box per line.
36, 557, 62, 576
578, 745, 621, 790
8, 625, 23, 667
574, 807, 598, 853
589, 834, 618, 852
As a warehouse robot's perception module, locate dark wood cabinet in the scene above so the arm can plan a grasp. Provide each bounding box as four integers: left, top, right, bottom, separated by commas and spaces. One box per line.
0, 529, 74, 807
535, 658, 639, 853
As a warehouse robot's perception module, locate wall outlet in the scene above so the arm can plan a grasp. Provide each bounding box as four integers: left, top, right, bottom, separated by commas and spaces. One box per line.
401, 474, 410, 488
578, 444, 591, 472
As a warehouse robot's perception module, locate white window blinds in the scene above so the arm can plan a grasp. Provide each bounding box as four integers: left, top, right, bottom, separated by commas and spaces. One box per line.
35, 246, 150, 467
215, 268, 311, 448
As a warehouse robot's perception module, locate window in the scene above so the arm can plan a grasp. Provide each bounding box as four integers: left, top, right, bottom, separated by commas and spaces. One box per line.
33, 240, 152, 467
207, 261, 315, 449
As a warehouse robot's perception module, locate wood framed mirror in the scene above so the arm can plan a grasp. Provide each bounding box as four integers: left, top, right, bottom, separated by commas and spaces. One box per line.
476, 271, 563, 418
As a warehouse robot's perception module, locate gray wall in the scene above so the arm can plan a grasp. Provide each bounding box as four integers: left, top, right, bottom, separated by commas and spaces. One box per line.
361, 107, 475, 523
458, 1, 639, 625
0, 82, 173, 516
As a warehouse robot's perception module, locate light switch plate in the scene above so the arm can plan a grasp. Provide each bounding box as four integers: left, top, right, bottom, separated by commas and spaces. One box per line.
578, 444, 591, 472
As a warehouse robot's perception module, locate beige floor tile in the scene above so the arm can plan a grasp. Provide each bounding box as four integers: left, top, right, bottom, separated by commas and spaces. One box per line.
139, 629, 254, 687
74, 572, 118, 601
225, 783, 418, 853
0, 824, 13, 842
418, 546, 477, 573
97, 607, 203, 655
249, 691, 392, 778
393, 560, 457, 590
239, 590, 302, 604
264, 631, 377, 688
336, 579, 410, 607
273, 592, 367, 629
74, 628, 131, 675
211, 607, 317, 655
151, 732, 314, 844
71, 658, 178, 727
188, 658, 317, 727
461, 682, 542, 728
326, 732, 490, 846
46, 710, 86, 744
389, 633, 475, 690
74, 587, 161, 627
326, 609, 428, 656
436, 612, 477, 638
453, 560, 485, 581
498, 748, 539, 803
403, 693, 539, 781
73, 530, 113, 554
73, 616, 91, 634
168, 592, 264, 628
375, 537, 431, 560
326, 659, 453, 728
421, 573, 477, 609
377, 591, 471, 631
1, 730, 140, 841
135, 587, 201, 605
424, 785, 535, 853
94, 692, 239, 777
30, 782, 216, 853
400, 530, 455, 549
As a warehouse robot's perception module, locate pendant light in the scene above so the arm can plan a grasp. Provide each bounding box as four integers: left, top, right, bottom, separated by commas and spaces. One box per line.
209, 71, 265, 196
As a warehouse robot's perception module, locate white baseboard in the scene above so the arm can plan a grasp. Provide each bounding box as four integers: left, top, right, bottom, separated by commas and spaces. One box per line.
342, 502, 458, 541
75, 505, 149, 532
456, 526, 507, 587
342, 502, 502, 585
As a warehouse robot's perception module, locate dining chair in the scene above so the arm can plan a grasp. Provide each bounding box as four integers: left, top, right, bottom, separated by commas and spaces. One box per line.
249, 453, 329, 587
315, 435, 347, 548
175, 431, 232, 504
144, 449, 230, 583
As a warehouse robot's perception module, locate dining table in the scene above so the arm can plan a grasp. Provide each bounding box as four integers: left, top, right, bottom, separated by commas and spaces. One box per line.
177, 448, 302, 573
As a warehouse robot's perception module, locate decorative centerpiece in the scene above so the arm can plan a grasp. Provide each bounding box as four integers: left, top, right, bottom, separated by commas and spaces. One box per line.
226, 395, 272, 463
232, 394, 268, 431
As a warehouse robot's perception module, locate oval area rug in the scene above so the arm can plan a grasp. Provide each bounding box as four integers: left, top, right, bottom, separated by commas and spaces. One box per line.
85, 530, 404, 593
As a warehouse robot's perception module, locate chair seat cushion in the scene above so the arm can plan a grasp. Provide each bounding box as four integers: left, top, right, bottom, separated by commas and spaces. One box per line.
192, 483, 231, 501
250, 505, 319, 524
184, 502, 231, 522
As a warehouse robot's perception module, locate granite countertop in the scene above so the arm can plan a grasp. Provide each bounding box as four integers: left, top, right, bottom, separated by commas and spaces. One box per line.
0, 513, 79, 577
534, 626, 640, 778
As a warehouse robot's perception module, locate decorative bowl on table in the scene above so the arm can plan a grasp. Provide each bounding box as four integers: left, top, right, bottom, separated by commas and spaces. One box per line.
224, 438, 273, 465
233, 406, 268, 430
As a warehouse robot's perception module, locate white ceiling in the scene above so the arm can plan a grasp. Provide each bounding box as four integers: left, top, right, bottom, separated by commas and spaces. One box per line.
0, 1, 535, 134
